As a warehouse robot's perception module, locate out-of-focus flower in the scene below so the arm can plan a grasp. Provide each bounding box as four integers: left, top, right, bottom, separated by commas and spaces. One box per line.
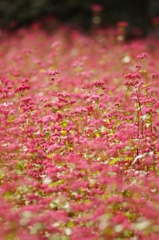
90, 4, 103, 12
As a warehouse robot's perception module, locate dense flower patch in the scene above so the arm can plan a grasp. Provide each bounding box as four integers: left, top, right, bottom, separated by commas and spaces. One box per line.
0, 25, 159, 239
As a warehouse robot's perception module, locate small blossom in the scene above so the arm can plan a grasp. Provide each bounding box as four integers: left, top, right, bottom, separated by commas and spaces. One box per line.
90, 4, 103, 12
117, 21, 129, 28
151, 72, 158, 79
137, 52, 148, 60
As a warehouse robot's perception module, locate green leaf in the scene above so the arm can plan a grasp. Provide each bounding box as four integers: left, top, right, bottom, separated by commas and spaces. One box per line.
45, 131, 50, 139
61, 130, 67, 136
60, 121, 67, 127
8, 115, 15, 122
110, 158, 119, 165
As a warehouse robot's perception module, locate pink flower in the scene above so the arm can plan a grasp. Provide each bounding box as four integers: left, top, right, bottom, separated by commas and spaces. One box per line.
151, 16, 159, 25
90, 4, 103, 12
151, 72, 158, 79
137, 52, 148, 60
117, 21, 129, 28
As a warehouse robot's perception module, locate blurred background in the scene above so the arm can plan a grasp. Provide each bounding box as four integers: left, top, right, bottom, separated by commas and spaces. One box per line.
0, 0, 159, 36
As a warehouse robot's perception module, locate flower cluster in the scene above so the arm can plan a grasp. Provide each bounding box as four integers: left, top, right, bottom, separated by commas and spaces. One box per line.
0, 24, 159, 240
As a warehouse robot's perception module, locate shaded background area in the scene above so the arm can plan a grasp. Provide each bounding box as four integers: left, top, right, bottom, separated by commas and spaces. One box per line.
0, 0, 159, 34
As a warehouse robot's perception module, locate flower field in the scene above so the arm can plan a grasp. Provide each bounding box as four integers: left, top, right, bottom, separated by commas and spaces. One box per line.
0, 25, 159, 239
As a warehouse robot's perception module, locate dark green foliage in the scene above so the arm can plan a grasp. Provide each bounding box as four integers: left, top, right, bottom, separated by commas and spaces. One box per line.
0, 0, 151, 30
